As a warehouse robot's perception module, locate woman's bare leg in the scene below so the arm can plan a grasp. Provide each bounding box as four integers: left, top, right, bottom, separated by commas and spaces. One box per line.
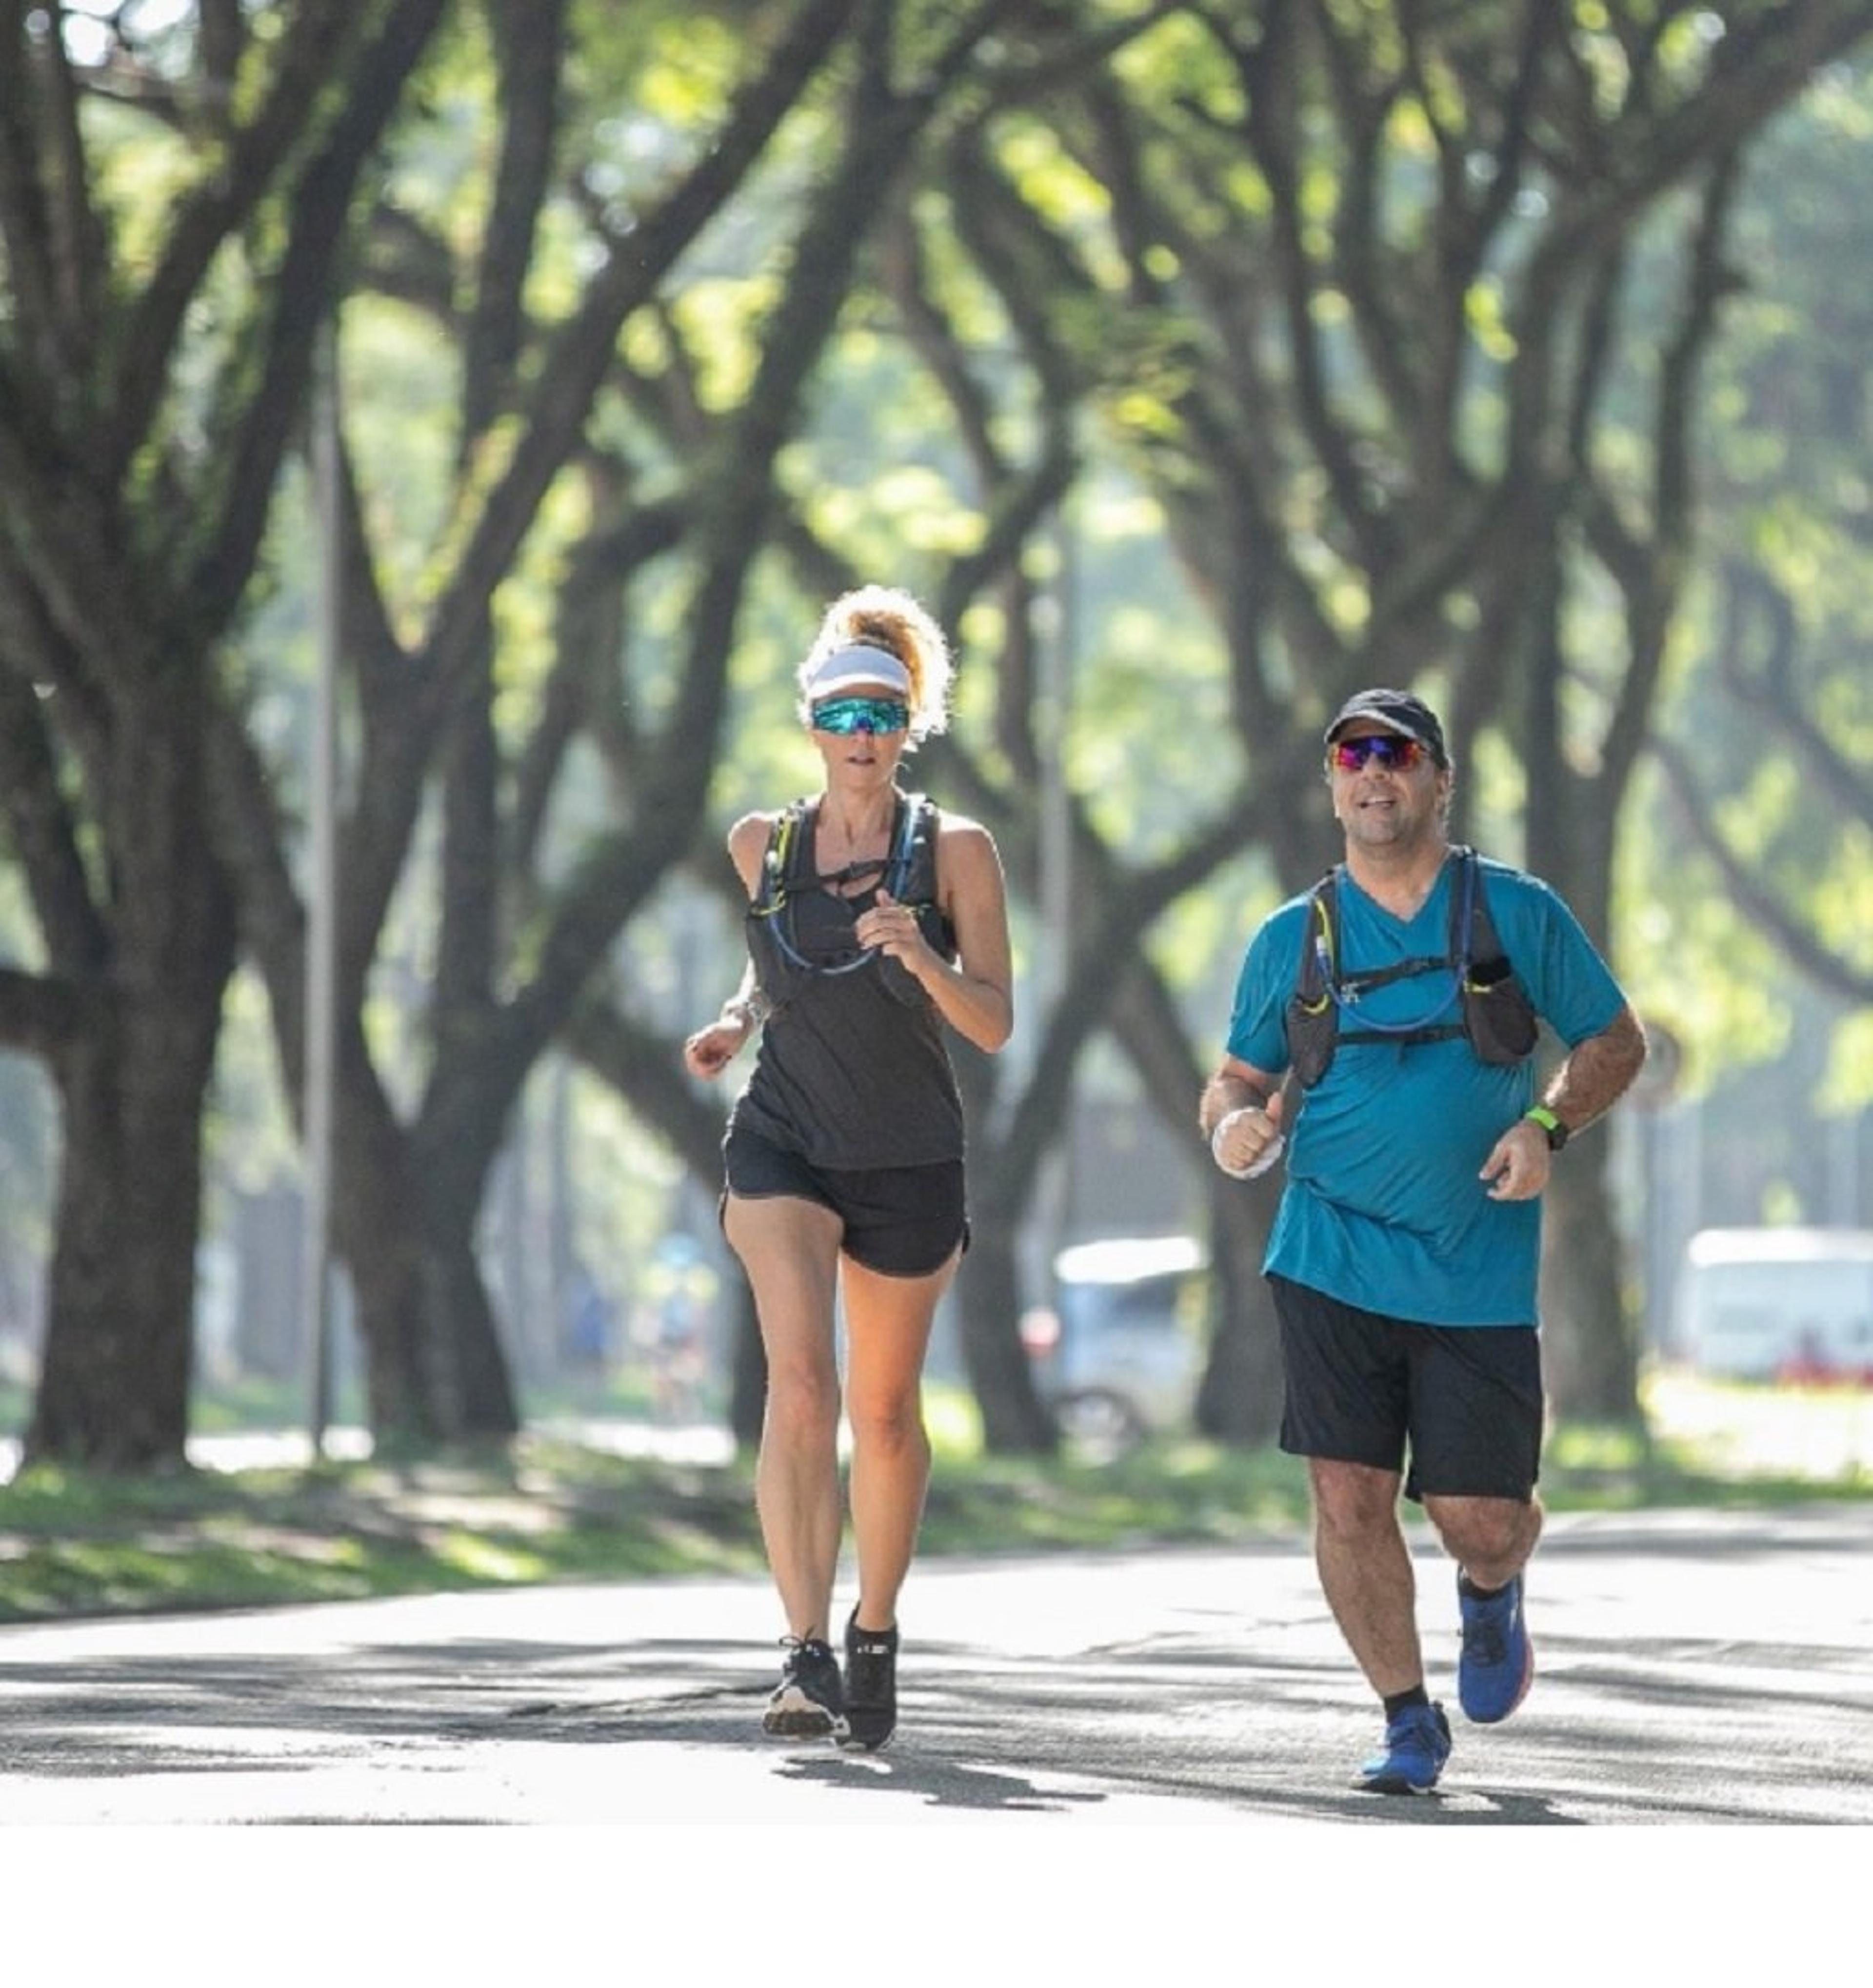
839, 1249, 957, 1630
723, 1193, 846, 1641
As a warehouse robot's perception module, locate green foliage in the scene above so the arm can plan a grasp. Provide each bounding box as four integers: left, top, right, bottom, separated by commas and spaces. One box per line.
341, 304, 464, 616
1624, 60, 1873, 1101
1824, 1008, 1873, 1103
9, 0, 1873, 1471
1617, 775, 1794, 1094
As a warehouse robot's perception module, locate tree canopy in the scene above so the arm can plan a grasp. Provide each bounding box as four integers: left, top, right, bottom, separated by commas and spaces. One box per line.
3, 0, 1871, 1469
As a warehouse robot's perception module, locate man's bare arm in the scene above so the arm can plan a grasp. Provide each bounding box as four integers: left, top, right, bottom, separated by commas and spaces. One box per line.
1542, 1004, 1649, 1135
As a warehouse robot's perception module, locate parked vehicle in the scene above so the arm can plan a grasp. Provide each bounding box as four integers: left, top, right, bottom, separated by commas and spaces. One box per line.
1021, 1235, 1207, 1453
1669, 1227, 1873, 1382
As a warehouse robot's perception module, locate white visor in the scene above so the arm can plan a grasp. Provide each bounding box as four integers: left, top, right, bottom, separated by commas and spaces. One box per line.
804, 642, 912, 701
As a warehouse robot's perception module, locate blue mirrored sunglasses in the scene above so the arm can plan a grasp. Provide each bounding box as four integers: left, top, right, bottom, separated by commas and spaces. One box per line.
1330, 734, 1426, 772
812, 695, 910, 736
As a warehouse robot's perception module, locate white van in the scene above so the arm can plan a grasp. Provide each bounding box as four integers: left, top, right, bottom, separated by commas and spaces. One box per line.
1669, 1228, 1873, 1381
1021, 1235, 1208, 1452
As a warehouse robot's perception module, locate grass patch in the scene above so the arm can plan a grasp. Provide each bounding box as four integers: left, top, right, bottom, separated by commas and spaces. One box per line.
0, 1373, 1866, 1625
0, 1444, 770, 1625
921, 1439, 1314, 1553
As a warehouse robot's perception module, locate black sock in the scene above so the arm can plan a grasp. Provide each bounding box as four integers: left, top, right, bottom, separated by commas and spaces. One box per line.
1383, 1685, 1430, 1721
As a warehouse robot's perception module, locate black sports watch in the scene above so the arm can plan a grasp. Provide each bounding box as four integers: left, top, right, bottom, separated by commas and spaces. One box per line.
1523, 1105, 1569, 1152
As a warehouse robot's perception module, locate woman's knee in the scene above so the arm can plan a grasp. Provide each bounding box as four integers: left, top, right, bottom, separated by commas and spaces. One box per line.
845, 1388, 926, 1459
761, 1360, 841, 1442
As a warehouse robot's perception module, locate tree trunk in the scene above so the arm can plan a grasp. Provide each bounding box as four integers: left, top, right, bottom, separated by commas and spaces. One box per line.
26, 1025, 210, 1469
324, 1035, 520, 1452
24, 744, 236, 1470
1195, 1175, 1284, 1444
953, 1192, 1056, 1455
417, 1226, 520, 1445
1540, 1153, 1642, 1424
333, 1140, 431, 1451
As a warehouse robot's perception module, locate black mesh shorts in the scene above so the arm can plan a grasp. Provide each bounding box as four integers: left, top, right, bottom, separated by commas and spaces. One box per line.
721, 1125, 968, 1278
1269, 1274, 1544, 1503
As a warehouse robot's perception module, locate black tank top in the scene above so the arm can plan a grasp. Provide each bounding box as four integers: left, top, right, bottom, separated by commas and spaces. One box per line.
729, 794, 964, 1169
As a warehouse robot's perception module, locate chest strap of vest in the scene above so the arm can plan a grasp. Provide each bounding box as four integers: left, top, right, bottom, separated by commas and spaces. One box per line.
1287, 847, 1537, 1084
751, 792, 935, 976
1301, 853, 1474, 1039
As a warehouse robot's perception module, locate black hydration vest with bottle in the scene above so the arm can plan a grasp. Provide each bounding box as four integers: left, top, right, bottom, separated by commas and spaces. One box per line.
1284, 846, 1540, 1088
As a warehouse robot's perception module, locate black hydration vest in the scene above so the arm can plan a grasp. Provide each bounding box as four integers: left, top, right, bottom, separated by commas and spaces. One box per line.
747, 790, 951, 1010
1284, 847, 1540, 1089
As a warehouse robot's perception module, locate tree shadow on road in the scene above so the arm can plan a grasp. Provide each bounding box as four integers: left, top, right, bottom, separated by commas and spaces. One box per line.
3, 1605, 1864, 1823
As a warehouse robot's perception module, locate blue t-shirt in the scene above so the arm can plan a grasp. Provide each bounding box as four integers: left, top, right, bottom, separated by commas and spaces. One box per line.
1226, 852, 1627, 1328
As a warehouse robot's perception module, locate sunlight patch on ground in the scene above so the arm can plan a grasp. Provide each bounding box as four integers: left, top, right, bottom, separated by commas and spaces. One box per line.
1644, 1368, 1873, 1480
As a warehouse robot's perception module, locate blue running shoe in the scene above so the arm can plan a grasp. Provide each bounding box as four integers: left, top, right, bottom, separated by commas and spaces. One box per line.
1458, 1572, 1534, 1723
1356, 1702, 1451, 1794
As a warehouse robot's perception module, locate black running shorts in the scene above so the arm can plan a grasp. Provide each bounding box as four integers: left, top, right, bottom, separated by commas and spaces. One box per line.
1269, 1274, 1544, 1503
721, 1125, 968, 1278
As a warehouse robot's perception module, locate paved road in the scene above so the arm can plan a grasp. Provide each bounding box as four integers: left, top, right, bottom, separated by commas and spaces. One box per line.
0, 1504, 1867, 1828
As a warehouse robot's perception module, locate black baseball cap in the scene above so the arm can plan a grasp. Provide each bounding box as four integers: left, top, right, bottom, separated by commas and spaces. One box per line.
1324, 687, 1449, 768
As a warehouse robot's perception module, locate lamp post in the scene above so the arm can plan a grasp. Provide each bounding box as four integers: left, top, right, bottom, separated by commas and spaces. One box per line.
301, 318, 341, 1458
1032, 509, 1076, 1282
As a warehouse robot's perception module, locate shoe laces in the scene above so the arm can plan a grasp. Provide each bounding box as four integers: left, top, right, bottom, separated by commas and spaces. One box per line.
1461, 1591, 1514, 1667
1388, 1705, 1439, 1744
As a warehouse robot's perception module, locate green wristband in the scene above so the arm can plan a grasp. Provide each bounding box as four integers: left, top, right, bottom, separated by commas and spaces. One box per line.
1523, 1105, 1568, 1152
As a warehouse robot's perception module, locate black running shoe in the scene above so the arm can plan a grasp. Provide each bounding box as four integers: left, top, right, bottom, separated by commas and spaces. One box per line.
838, 1610, 899, 1751
763, 1635, 847, 1739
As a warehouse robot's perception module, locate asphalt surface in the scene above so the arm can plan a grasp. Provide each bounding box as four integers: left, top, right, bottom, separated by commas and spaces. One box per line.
1, 1504, 1868, 1828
